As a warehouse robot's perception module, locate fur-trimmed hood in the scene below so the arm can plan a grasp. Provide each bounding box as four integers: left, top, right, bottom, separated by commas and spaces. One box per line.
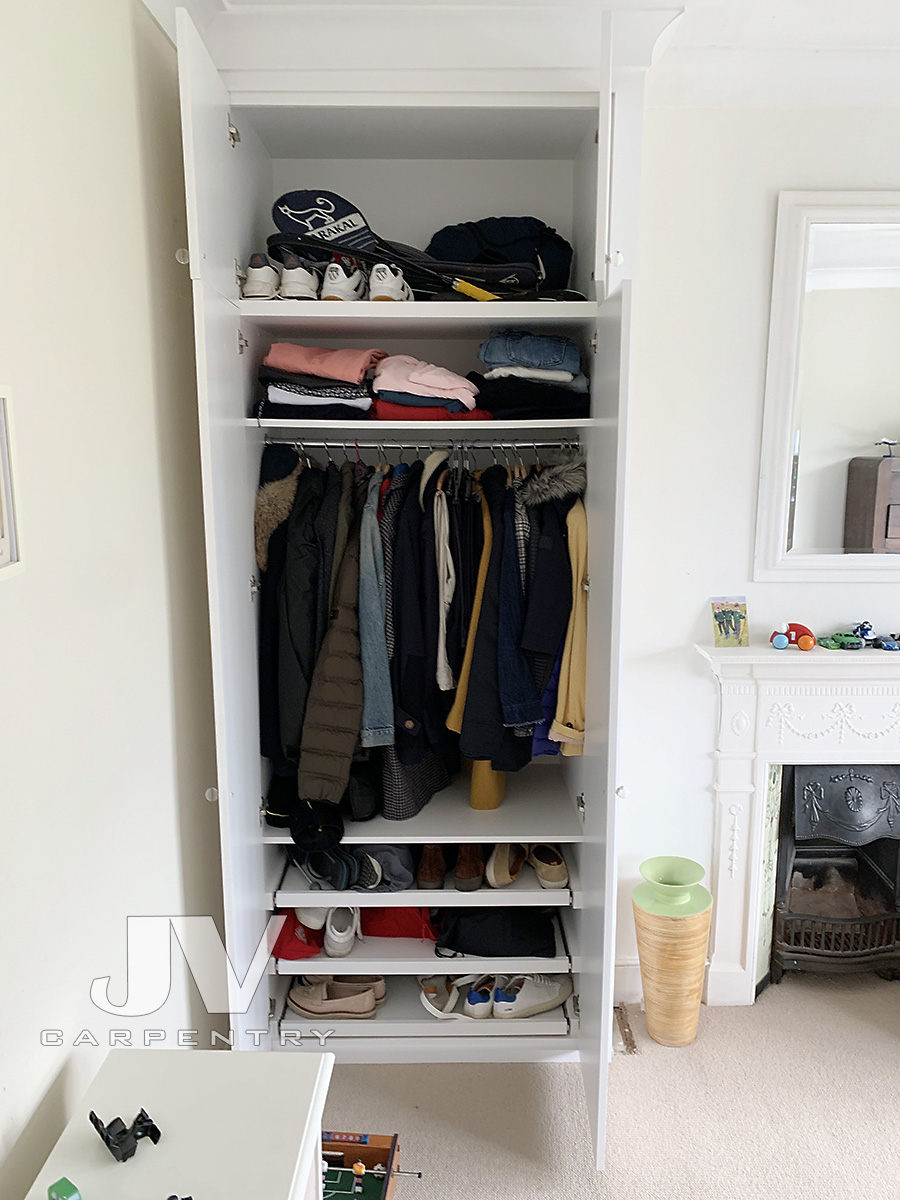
521, 454, 586, 507
255, 464, 302, 571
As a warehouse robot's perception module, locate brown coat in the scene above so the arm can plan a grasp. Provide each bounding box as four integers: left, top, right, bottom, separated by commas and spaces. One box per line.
295, 477, 367, 803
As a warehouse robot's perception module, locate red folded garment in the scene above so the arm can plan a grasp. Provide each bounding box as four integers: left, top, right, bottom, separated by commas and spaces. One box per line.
271, 909, 325, 960
264, 343, 387, 384
372, 398, 493, 422
360, 907, 437, 940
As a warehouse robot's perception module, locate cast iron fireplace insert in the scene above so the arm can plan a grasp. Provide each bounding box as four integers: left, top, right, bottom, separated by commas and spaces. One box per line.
771, 765, 900, 983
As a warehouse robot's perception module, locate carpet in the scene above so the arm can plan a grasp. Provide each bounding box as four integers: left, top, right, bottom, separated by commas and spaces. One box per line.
323, 973, 900, 1199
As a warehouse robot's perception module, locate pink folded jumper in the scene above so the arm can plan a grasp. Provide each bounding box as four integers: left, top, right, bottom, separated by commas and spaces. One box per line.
264, 343, 387, 385
373, 354, 479, 409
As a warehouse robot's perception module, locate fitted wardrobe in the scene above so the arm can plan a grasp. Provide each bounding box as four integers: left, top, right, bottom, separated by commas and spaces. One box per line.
173, 0, 676, 1168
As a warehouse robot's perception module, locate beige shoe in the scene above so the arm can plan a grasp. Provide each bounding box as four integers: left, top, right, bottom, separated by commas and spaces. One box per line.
287, 979, 376, 1019
527, 844, 569, 889
485, 843, 528, 888
301, 974, 386, 1006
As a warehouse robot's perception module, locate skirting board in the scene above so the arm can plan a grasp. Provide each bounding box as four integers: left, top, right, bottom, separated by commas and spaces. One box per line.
614, 958, 643, 1005
616, 958, 752, 1008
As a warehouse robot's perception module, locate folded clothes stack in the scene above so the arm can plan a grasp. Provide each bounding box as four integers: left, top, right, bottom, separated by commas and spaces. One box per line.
371, 353, 492, 421
468, 330, 591, 420
255, 342, 387, 420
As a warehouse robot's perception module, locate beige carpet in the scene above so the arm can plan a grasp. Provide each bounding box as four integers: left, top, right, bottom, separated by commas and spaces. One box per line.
323, 974, 900, 1199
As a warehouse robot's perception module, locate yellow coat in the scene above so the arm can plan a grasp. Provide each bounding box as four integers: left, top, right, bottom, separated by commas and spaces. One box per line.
549, 497, 587, 756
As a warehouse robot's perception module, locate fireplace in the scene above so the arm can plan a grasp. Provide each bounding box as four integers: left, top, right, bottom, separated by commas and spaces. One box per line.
770, 765, 900, 983
697, 645, 900, 1005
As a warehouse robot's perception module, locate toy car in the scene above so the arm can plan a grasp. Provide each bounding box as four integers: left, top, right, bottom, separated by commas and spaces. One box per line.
818, 632, 865, 650
770, 622, 816, 650
872, 635, 900, 651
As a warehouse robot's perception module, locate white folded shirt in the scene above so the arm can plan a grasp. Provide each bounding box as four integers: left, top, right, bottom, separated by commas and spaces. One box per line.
482, 366, 575, 383
266, 384, 372, 410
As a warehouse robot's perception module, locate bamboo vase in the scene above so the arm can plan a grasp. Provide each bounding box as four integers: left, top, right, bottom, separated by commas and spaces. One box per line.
632, 856, 713, 1047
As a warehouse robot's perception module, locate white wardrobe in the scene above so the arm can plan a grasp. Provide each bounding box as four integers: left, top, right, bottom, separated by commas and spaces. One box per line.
172, 0, 676, 1167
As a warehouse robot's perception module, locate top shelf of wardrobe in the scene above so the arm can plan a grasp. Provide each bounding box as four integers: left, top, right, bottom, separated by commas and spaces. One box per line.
235, 299, 599, 338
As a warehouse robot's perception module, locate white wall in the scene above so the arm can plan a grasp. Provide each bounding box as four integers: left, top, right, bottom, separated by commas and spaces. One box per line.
0, 3, 221, 1195
616, 106, 900, 998
792, 286, 900, 554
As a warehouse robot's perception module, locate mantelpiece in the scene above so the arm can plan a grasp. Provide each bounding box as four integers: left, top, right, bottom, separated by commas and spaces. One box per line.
696, 644, 900, 1004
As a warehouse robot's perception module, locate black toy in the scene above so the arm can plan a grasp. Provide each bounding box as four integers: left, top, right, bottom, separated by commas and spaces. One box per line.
89, 1107, 161, 1162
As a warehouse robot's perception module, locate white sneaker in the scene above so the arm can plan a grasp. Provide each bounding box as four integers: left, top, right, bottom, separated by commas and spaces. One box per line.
493, 974, 573, 1019
242, 252, 280, 299
324, 907, 362, 958
320, 262, 367, 301
368, 263, 414, 302
294, 907, 326, 931
279, 252, 320, 300
462, 975, 497, 1019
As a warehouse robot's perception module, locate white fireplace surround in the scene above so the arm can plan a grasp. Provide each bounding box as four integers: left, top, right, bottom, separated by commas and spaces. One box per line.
697, 645, 900, 1005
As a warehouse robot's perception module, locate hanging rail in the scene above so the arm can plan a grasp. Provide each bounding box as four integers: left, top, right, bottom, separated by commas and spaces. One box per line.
262, 437, 580, 451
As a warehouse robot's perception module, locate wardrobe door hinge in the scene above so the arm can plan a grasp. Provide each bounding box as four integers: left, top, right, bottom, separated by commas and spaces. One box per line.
582, 575, 591, 594
238, 330, 249, 355
575, 792, 586, 820
572, 993, 581, 1019
589, 334, 598, 353
250, 574, 260, 599
259, 796, 267, 825
228, 114, 241, 147
268, 995, 277, 1022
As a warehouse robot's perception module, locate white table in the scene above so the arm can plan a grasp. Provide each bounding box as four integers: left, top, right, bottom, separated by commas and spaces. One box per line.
25, 1050, 334, 1200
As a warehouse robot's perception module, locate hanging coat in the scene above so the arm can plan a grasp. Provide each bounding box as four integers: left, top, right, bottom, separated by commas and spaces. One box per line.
295, 474, 369, 802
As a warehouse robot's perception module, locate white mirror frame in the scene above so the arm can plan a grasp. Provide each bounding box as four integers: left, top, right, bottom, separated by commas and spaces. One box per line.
754, 190, 900, 581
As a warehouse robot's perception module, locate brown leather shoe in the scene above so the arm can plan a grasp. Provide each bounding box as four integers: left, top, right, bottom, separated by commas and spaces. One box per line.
454, 844, 485, 891
417, 844, 446, 889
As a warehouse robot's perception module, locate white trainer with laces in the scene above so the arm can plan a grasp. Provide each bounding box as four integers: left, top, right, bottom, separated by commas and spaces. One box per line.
368, 263, 414, 301
324, 906, 363, 957
462, 974, 498, 1019
241, 252, 280, 299
294, 907, 326, 931
320, 262, 367, 301
279, 252, 320, 299
493, 974, 573, 1019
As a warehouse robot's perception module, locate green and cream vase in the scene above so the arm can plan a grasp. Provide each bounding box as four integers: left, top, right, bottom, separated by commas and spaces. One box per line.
632, 856, 713, 1047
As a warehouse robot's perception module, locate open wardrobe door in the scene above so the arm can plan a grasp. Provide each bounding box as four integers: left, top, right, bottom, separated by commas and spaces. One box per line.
576, 282, 633, 1168
189, 282, 271, 1040
176, 8, 271, 299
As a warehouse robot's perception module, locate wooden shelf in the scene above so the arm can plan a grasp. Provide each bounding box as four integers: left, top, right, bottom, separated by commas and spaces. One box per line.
277, 974, 572, 1038
236, 299, 598, 337
272, 918, 575, 976
262, 768, 585, 846
274, 863, 572, 908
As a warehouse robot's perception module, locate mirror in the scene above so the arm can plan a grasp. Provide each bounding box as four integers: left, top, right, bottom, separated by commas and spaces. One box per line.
755, 192, 900, 580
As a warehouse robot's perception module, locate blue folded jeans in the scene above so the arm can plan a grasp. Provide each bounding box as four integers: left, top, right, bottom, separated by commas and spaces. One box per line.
478, 330, 581, 375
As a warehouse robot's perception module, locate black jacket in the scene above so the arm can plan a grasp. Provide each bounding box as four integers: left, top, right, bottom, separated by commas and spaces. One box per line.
458, 465, 532, 772
278, 466, 330, 760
